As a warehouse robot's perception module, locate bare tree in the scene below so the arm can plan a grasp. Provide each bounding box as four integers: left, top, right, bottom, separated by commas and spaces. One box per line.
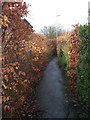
40, 25, 62, 39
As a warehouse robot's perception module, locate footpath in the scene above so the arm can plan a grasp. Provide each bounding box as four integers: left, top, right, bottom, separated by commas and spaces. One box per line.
36, 57, 78, 118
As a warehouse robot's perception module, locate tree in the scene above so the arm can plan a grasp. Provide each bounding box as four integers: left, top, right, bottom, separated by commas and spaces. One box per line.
40, 25, 62, 39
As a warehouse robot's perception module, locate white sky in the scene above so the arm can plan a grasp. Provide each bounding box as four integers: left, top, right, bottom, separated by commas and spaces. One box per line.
25, 0, 89, 32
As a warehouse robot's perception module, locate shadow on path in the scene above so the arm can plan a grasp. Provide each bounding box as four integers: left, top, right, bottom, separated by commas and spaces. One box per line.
36, 57, 78, 118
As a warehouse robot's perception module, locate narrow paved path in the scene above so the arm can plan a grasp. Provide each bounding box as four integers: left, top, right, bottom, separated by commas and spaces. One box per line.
36, 58, 77, 118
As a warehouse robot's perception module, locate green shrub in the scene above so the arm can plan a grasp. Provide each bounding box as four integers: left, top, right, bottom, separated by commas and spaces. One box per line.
76, 24, 90, 118
58, 44, 69, 71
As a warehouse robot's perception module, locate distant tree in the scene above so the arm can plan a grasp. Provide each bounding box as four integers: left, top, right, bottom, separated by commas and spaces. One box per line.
40, 25, 62, 39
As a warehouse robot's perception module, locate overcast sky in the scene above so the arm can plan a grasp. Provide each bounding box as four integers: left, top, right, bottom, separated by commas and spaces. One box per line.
25, 0, 89, 32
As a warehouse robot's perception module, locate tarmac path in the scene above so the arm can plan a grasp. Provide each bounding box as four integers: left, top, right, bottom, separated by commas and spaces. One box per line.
36, 57, 77, 118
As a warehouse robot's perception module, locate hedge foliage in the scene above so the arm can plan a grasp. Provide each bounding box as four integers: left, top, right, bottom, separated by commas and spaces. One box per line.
76, 24, 90, 118
58, 24, 90, 118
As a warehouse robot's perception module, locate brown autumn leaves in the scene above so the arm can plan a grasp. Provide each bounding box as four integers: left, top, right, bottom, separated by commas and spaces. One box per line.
1, 1, 81, 118
1, 1, 56, 118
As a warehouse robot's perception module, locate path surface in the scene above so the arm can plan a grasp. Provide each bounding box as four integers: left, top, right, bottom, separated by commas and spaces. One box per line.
36, 57, 77, 118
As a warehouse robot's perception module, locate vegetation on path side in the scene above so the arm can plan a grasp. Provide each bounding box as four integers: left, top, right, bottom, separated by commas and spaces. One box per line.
58, 24, 90, 118
1, 2, 56, 118
1, 0, 89, 119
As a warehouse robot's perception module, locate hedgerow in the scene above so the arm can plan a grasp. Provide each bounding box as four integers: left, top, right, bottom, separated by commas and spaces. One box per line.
76, 24, 90, 118
1, 2, 56, 118
57, 24, 90, 118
